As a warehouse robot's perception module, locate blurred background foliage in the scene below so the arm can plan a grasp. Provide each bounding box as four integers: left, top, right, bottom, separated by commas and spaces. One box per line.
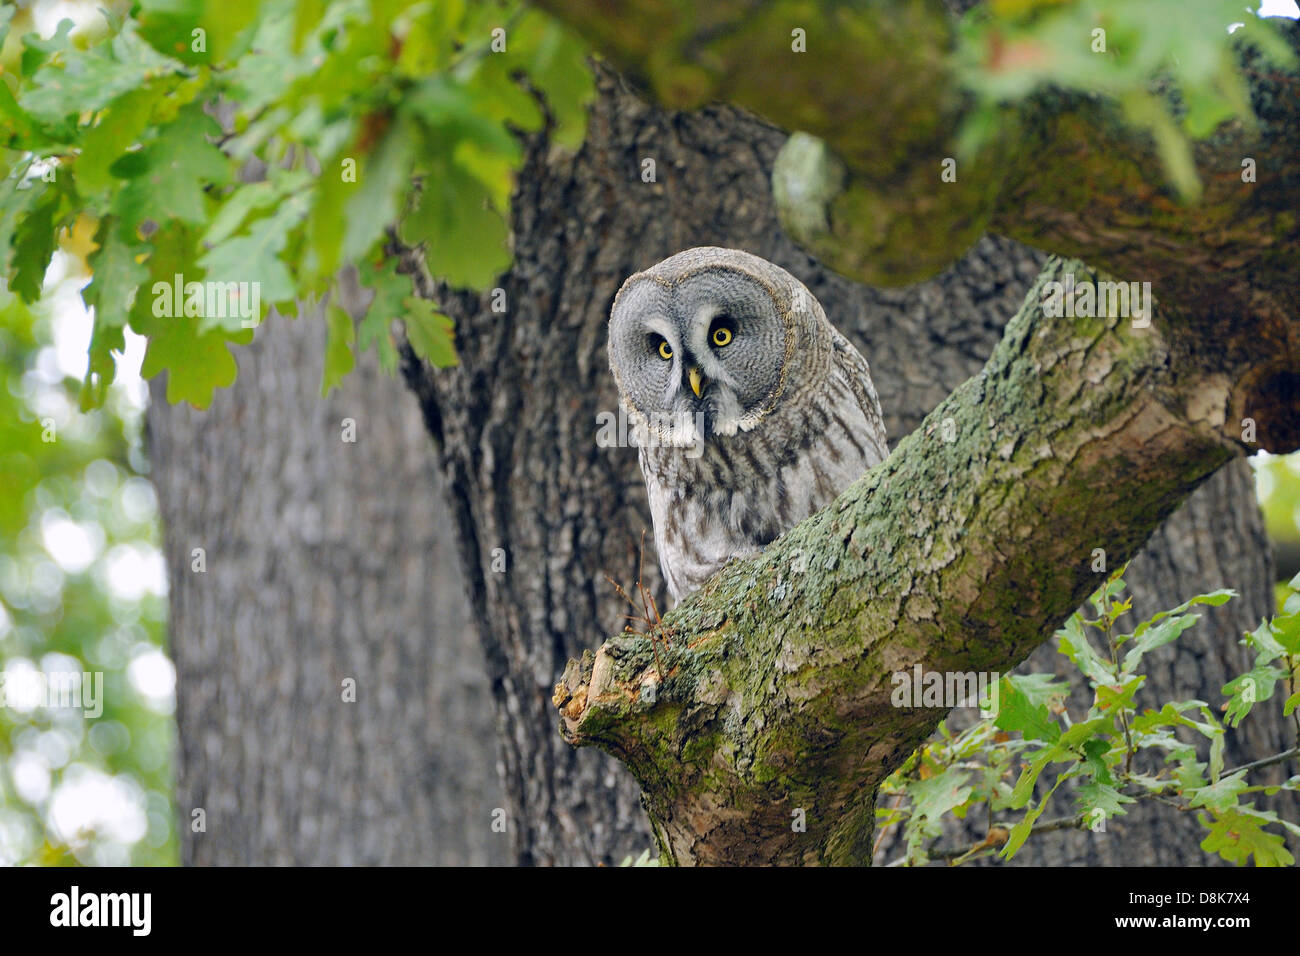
1253, 454, 1300, 606
2, 0, 175, 871
0, 254, 176, 866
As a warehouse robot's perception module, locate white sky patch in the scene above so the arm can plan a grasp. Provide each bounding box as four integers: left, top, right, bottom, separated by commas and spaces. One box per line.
36, 727, 79, 770
127, 649, 176, 713
1259, 0, 1299, 17
32, 1, 102, 38
46, 253, 93, 381
10, 752, 52, 805
1256, 462, 1276, 502
40, 512, 104, 574
0, 809, 38, 867
48, 765, 148, 848
103, 544, 167, 601
44, 251, 148, 408
1, 659, 41, 715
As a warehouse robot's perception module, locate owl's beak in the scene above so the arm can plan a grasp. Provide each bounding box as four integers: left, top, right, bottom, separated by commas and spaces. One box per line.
688, 366, 705, 398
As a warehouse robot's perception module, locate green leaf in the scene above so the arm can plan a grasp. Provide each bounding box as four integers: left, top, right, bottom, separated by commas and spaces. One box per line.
1080, 738, 1115, 786
1058, 715, 1117, 748
0, 77, 45, 150
75, 85, 173, 203
1076, 780, 1133, 818
320, 299, 356, 396
1271, 609, 1300, 655
130, 226, 252, 407
1131, 700, 1204, 735
403, 297, 457, 368
202, 171, 312, 248
20, 19, 75, 77
506, 10, 594, 150
1121, 614, 1199, 672
21, 24, 177, 125
356, 257, 412, 366
1057, 615, 1115, 684
1222, 664, 1285, 728
1009, 744, 1066, 809
197, 191, 310, 328
11, 185, 59, 302
137, 0, 261, 66
1002, 777, 1064, 860
994, 675, 1064, 743
909, 766, 972, 823
1096, 676, 1144, 715
401, 132, 511, 289
113, 105, 231, 229
1128, 588, 1234, 640
143, 320, 253, 407
341, 117, 417, 264
1200, 807, 1295, 867
1187, 770, 1248, 814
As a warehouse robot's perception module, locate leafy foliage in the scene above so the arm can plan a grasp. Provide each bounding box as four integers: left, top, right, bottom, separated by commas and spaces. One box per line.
955, 0, 1296, 199
0, 0, 593, 405
877, 565, 1300, 866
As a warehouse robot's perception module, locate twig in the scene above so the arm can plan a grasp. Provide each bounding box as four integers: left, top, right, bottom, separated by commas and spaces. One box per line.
603, 531, 673, 681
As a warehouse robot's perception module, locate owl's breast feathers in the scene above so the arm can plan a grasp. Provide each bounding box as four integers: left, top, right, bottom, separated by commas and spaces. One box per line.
641, 344, 887, 602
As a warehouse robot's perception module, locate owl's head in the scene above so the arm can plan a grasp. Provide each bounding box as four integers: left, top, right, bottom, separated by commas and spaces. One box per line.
608, 247, 825, 445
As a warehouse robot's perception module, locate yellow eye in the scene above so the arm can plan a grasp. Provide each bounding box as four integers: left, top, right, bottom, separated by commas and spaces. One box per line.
658, 340, 673, 360
712, 326, 733, 347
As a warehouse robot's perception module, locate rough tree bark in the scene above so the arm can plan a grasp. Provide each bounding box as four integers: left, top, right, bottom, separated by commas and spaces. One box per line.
147, 302, 505, 866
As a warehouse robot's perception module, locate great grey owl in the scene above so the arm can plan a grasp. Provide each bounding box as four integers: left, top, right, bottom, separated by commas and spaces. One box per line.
608, 247, 888, 603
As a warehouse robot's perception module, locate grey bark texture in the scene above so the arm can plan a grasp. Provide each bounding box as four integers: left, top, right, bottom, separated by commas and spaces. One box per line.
147, 301, 505, 865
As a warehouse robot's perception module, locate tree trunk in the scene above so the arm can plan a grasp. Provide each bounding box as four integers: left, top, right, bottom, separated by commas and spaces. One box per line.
147, 301, 506, 866
397, 66, 1291, 864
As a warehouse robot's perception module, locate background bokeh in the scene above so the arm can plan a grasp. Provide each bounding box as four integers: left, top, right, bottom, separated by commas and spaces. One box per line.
0, 232, 176, 865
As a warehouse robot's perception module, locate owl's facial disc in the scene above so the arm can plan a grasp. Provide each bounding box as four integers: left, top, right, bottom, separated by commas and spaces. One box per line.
609, 267, 788, 446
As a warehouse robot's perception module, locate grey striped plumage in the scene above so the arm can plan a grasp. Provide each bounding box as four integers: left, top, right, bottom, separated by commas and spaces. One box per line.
608, 247, 888, 603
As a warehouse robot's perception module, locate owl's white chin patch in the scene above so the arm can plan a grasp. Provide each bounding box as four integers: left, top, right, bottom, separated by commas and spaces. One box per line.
625, 402, 705, 450
715, 412, 764, 436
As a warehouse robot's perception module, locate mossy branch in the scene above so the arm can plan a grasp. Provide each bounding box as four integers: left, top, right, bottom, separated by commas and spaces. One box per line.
552, 256, 1298, 865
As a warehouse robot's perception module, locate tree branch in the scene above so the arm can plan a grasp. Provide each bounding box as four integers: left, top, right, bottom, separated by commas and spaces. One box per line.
551, 254, 1297, 865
